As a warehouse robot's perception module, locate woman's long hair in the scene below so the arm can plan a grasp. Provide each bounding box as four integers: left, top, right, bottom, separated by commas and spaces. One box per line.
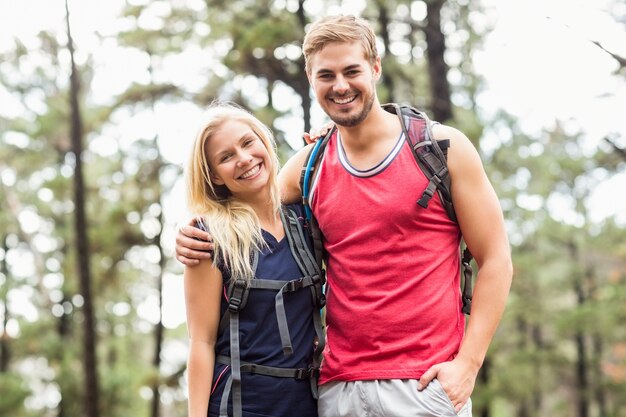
185, 102, 281, 282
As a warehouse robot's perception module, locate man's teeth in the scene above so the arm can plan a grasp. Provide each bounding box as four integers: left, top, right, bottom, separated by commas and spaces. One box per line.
240, 164, 260, 179
332, 96, 356, 104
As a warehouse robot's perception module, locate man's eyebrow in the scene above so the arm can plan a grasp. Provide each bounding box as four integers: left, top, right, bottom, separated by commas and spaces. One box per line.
315, 64, 362, 74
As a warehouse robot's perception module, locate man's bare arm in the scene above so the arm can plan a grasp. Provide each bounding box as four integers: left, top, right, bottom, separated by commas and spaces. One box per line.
279, 143, 315, 204
418, 124, 513, 412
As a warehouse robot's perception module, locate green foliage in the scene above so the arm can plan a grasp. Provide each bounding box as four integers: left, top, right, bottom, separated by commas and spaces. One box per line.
1, 0, 625, 416
0, 373, 31, 417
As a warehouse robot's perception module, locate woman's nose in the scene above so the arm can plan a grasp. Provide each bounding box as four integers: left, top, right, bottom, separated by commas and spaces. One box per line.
236, 150, 253, 166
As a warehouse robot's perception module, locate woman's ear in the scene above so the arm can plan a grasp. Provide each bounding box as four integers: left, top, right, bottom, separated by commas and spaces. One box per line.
210, 172, 225, 186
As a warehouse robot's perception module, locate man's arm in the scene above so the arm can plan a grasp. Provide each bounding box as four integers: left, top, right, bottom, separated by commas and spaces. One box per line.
174, 219, 214, 266
418, 124, 513, 412
278, 143, 315, 204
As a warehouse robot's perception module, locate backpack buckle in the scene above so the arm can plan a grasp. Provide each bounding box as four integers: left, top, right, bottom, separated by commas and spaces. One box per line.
228, 280, 248, 312
462, 296, 472, 315
294, 366, 319, 380
294, 368, 310, 380
284, 278, 305, 293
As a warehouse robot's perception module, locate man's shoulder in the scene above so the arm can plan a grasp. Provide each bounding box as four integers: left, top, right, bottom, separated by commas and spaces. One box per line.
279, 143, 317, 203
431, 123, 462, 140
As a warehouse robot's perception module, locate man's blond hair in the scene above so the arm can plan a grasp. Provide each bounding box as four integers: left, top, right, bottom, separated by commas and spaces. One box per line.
303, 15, 378, 75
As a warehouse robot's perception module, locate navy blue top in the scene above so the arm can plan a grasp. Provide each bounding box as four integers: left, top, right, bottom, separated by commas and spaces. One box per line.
207, 204, 318, 417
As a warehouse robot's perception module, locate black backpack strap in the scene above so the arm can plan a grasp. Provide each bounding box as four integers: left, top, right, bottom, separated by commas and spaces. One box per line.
384, 103, 456, 220
221, 275, 321, 357
216, 355, 319, 379
226, 279, 245, 417
461, 247, 473, 315
280, 206, 326, 398
222, 252, 258, 417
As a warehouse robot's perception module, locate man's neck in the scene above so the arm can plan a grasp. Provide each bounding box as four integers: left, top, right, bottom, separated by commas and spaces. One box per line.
333, 104, 404, 170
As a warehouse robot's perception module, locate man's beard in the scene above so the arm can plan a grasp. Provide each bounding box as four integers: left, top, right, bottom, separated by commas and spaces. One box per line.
328, 92, 375, 127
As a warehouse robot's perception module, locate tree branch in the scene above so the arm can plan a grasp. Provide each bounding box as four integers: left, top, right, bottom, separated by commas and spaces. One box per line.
592, 41, 626, 70
604, 135, 626, 162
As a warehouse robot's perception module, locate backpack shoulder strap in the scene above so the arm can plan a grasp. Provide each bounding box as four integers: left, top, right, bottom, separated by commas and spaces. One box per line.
300, 127, 335, 222
383, 103, 474, 314
280, 205, 326, 398
383, 103, 457, 222
299, 128, 335, 274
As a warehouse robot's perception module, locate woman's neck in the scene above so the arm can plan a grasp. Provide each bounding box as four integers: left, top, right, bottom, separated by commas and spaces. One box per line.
255, 205, 284, 240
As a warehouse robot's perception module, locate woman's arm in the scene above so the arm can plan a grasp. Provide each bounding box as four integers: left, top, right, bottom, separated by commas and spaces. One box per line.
185, 259, 223, 417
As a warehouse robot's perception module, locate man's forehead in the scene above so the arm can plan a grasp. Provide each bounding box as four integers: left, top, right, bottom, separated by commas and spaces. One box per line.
309, 42, 368, 70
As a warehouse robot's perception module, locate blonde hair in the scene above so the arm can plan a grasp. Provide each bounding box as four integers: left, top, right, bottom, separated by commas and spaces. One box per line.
185, 102, 281, 282
303, 15, 379, 75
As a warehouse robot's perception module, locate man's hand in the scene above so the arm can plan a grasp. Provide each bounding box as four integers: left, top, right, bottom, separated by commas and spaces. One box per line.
175, 218, 214, 266
417, 357, 479, 413
303, 122, 334, 145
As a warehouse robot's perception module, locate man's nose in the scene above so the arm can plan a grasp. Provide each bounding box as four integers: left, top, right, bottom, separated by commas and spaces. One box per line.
333, 75, 349, 94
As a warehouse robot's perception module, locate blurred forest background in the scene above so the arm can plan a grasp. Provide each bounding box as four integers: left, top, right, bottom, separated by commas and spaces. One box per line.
1, 0, 625, 416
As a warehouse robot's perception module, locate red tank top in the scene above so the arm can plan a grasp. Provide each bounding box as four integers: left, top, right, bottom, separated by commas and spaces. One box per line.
311, 131, 464, 384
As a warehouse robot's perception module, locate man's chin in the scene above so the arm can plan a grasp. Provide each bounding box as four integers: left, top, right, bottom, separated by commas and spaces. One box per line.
330, 113, 367, 127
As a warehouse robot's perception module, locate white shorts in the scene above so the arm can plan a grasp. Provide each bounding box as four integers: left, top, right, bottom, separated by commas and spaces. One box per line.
318, 379, 472, 417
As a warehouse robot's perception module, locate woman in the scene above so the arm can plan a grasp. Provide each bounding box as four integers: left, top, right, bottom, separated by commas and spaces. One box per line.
184, 102, 324, 417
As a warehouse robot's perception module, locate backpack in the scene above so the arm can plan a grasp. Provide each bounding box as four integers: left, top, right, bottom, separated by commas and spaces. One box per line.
299, 103, 474, 315
200, 206, 326, 417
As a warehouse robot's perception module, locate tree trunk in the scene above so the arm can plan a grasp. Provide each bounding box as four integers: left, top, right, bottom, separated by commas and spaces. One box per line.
587, 266, 607, 417
0, 236, 9, 373
516, 318, 529, 417
574, 328, 589, 417
65, 2, 100, 417
424, 0, 453, 122
296, 0, 311, 136
531, 324, 544, 414
146, 49, 165, 417
56, 292, 72, 417
150, 206, 165, 417
569, 242, 588, 417
477, 357, 490, 417
375, 0, 395, 103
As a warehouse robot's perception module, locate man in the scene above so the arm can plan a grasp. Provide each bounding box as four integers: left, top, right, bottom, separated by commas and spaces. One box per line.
176, 15, 512, 417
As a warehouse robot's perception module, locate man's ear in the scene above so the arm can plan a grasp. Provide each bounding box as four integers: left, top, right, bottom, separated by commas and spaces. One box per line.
306, 71, 313, 88
373, 56, 382, 80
